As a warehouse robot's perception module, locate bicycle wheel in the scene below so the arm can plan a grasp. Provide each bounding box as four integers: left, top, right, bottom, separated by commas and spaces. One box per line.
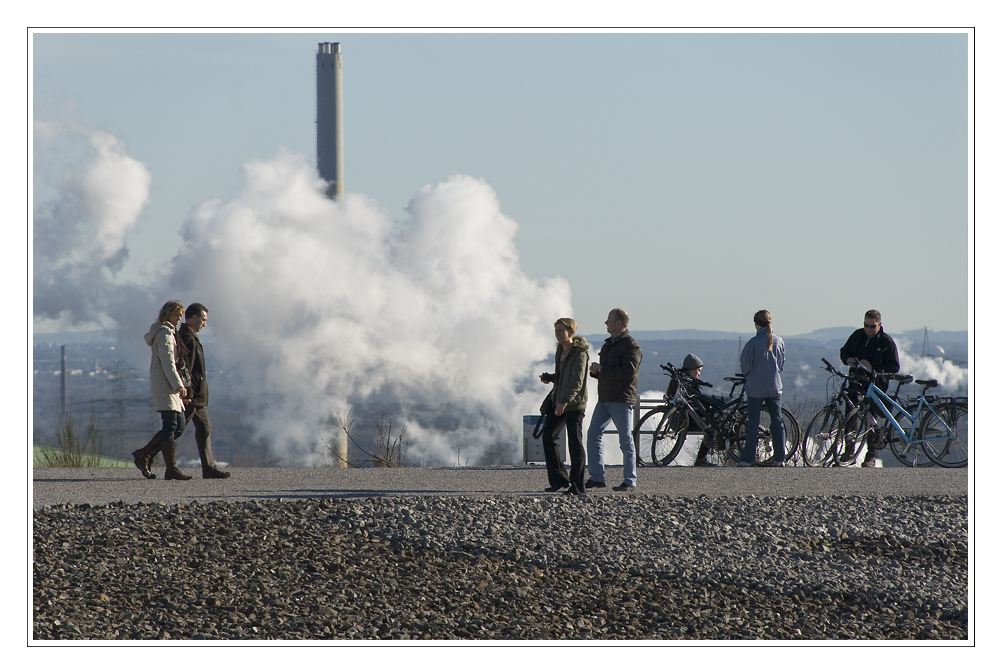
655, 407, 690, 466
732, 406, 799, 464
782, 409, 801, 462
673, 429, 724, 466
886, 404, 933, 467
919, 400, 968, 468
801, 406, 843, 467
633, 407, 664, 466
634, 407, 688, 466
838, 406, 877, 466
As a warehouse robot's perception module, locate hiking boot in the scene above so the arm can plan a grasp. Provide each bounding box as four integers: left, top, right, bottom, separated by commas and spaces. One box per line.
161, 441, 192, 481
131, 435, 160, 479
202, 467, 231, 479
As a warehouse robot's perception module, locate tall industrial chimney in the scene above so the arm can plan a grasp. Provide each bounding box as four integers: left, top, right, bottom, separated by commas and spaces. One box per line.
316, 42, 344, 199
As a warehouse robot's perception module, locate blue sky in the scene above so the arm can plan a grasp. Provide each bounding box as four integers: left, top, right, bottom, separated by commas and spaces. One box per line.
31, 30, 970, 336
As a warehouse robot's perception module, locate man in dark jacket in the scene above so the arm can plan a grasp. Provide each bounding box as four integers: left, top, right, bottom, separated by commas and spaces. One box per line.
839, 309, 900, 467
840, 309, 900, 380
176, 303, 230, 478
585, 308, 642, 491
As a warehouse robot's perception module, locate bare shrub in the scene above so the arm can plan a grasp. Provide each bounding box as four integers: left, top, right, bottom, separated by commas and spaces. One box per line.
326, 410, 408, 467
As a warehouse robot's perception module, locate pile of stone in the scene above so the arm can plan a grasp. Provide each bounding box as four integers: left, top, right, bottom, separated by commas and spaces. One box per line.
32, 494, 967, 640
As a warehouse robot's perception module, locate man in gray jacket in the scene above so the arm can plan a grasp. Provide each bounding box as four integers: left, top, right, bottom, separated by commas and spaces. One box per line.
585, 308, 643, 491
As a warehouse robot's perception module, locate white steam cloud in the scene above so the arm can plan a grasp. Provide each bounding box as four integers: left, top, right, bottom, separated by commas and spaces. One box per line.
168, 149, 572, 465
897, 342, 968, 394
33, 121, 153, 329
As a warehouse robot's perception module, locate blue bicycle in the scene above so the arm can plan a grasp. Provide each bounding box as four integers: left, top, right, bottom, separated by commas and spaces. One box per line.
836, 368, 968, 468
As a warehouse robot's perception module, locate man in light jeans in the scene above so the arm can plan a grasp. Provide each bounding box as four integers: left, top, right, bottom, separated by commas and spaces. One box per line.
585, 308, 643, 491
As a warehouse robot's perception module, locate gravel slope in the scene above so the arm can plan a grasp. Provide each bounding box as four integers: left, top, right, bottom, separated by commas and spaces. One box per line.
32, 467, 969, 641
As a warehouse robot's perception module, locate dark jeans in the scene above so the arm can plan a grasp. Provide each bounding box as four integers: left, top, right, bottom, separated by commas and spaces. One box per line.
158, 410, 185, 444
741, 395, 786, 464
542, 409, 586, 490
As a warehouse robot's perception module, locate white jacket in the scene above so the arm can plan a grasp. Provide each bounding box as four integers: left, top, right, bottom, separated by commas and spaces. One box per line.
144, 321, 185, 412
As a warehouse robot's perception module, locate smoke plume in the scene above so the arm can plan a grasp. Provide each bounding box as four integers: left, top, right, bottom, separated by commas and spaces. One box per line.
33, 121, 154, 330
168, 149, 572, 465
897, 343, 968, 394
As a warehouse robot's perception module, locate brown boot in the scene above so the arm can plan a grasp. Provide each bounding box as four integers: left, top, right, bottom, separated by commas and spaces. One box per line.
145, 441, 162, 471
131, 435, 160, 479
162, 440, 192, 481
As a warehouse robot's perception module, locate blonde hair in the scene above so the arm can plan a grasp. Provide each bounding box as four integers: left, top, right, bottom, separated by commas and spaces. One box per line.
753, 310, 773, 351
158, 300, 184, 324
554, 317, 577, 337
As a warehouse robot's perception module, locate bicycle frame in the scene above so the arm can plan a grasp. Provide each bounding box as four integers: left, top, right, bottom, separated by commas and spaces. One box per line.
671, 376, 745, 446
670, 384, 717, 435
863, 382, 955, 445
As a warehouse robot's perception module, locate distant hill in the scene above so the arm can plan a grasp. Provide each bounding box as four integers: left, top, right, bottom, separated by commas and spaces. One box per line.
33, 329, 120, 346
788, 327, 857, 344
578, 327, 968, 417
617, 329, 745, 342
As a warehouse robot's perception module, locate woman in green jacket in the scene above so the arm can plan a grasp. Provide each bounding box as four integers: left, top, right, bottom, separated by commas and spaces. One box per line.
538, 317, 590, 494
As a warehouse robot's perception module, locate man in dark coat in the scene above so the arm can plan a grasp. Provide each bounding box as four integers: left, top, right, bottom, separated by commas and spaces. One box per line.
585, 308, 642, 491
840, 309, 900, 382
839, 308, 901, 467
176, 303, 230, 478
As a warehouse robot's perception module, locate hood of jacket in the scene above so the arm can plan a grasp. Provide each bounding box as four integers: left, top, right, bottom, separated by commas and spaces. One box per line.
553, 336, 590, 359
144, 321, 172, 346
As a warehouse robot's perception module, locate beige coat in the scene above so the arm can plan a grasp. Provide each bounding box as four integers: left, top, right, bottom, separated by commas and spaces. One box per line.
144, 321, 185, 412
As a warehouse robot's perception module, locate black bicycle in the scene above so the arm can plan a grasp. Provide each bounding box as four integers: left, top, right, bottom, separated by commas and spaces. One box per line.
635, 363, 800, 466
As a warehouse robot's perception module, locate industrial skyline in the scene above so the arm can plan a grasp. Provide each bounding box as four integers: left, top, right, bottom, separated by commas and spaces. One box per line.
29, 30, 975, 468
32, 32, 970, 337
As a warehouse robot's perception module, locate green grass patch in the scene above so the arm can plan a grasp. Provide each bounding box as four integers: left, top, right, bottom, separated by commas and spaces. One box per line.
33, 445, 130, 468
33, 411, 131, 468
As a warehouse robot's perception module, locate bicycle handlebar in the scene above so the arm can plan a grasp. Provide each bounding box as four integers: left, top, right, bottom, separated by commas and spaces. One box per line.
821, 357, 848, 378
661, 362, 714, 388
824, 357, 912, 384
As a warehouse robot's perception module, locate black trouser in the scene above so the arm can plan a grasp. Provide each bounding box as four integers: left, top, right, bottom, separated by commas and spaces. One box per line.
542, 408, 586, 490
182, 404, 217, 470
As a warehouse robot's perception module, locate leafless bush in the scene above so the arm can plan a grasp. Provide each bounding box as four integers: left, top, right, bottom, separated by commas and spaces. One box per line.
326, 410, 408, 467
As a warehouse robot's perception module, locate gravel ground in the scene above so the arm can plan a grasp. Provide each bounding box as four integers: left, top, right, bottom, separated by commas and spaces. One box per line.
32, 465, 968, 509
31, 467, 968, 641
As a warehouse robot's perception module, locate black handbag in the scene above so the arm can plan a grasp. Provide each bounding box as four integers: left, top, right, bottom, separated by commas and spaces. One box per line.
534, 391, 555, 438
539, 390, 555, 416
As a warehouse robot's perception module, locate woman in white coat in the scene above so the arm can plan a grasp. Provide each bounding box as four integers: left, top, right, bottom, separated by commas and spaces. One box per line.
134, 300, 192, 480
